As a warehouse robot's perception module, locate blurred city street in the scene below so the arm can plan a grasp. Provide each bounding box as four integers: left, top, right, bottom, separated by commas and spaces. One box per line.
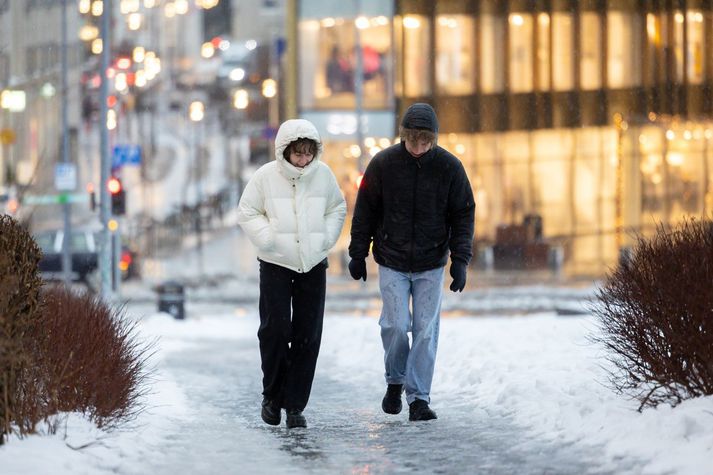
3, 1, 713, 473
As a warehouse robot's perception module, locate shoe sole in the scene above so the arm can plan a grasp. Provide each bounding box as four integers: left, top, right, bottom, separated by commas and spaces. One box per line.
286, 418, 307, 429
261, 409, 281, 426
408, 415, 438, 421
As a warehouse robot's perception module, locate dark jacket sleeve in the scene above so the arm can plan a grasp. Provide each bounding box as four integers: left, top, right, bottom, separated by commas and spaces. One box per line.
349, 157, 382, 259
447, 159, 475, 265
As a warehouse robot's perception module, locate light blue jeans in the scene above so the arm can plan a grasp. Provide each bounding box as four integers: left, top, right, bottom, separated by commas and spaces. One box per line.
378, 265, 445, 404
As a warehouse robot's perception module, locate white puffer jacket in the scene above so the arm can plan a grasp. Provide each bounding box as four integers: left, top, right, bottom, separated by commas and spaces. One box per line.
237, 119, 347, 273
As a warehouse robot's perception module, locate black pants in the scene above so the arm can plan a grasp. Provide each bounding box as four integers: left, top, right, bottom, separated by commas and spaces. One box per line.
258, 259, 326, 411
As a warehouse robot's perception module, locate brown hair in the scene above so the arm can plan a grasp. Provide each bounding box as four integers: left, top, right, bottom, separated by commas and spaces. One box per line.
399, 127, 437, 146
283, 138, 318, 161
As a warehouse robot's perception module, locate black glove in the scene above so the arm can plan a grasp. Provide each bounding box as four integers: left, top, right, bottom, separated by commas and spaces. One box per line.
348, 258, 367, 281
449, 260, 467, 292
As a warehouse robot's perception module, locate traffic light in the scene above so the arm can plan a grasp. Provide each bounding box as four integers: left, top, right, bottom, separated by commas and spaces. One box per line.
107, 176, 126, 215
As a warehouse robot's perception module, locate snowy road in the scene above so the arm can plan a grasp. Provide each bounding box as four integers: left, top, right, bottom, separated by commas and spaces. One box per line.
123, 318, 625, 475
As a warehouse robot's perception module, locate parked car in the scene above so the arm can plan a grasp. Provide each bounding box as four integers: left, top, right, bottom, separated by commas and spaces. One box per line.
34, 229, 99, 284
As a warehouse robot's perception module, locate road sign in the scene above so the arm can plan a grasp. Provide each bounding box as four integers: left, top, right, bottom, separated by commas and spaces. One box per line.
112, 144, 142, 169
55, 163, 77, 191
24, 193, 89, 205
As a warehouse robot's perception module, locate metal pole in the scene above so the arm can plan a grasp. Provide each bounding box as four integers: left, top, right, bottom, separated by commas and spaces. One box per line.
99, 0, 112, 298
353, 0, 365, 172
113, 226, 121, 292
195, 120, 204, 276
60, 0, 73, 285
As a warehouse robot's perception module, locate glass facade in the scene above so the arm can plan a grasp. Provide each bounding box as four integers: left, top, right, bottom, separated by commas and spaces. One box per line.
293, 1, 713, 275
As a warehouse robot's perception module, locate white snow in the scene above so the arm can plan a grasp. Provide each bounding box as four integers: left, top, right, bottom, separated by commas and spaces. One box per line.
2, 226, 712, 473
2, 304, 712, 474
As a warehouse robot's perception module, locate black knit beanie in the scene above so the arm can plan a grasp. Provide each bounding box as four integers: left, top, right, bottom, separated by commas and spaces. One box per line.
400, 103, 439, 134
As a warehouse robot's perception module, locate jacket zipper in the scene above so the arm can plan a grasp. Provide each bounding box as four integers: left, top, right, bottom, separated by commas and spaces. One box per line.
409, 158, 420, 270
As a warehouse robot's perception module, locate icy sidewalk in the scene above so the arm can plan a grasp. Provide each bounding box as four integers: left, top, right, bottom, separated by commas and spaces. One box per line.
116, 312, 625, 475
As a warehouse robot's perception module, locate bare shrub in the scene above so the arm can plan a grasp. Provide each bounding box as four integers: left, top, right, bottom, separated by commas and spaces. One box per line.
26, 285, 154, 430
0, 215, 43, 443
592, 218, 713, 410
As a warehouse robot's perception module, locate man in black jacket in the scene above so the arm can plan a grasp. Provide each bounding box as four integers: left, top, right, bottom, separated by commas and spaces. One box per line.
348, 103, 475, 421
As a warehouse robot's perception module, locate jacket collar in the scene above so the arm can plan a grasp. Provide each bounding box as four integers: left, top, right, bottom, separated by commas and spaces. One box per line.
277, 155, 318, 180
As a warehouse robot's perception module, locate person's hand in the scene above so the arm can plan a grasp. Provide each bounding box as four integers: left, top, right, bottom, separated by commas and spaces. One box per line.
449, 261, 467, 292
348, 258, 367, 281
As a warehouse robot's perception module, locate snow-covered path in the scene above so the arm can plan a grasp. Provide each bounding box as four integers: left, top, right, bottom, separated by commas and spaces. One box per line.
122, 316, 626, 475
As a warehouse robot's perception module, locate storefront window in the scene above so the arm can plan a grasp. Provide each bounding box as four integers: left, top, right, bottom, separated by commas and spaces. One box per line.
298, 16, 391, 110
552, 13, 574, 91
501, 132, 531, 224
473, 133, 502, 239
480, 14, 505, 94
607, 11, 643, 88
536, 13, 550, 91
508, 13, 533, 93
532, 130, 573, 234
572, 128, 618, 268
435, 14, 475, 95
636, 124, 704, 226
687, 10, 705, 85
580, 12, 601, 90
666, 130, 704, 222
635, 125, 662, 225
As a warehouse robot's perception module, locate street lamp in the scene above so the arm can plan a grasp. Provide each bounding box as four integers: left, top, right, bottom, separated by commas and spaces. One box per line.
189, 100, 204, 274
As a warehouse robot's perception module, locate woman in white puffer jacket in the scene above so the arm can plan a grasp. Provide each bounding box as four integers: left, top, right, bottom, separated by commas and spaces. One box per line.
237, 119, 346, 429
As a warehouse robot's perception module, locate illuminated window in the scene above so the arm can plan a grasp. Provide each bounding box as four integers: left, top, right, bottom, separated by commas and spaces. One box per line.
645, 13, 661, 85
674, 11, 685, 82
536, 13, 550, 91
480, 14, 505, 94
552, 12, 574, 91
435, 14, 475, 95
399, 15, 431, 97
580, 12, 601, 90
299, 16, 391, 109
687, 10, 705, 85
607, 11, 642, 88
509, 13, 533, 93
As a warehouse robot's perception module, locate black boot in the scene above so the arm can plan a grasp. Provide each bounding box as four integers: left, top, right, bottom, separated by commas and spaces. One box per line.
381, 384, 403, 414
261, 398, 281, 426
285, 409, 307, 429
408, 399, 437, 421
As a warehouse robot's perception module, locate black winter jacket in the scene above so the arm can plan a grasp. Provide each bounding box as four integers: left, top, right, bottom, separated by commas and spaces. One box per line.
349, 142, 475, 272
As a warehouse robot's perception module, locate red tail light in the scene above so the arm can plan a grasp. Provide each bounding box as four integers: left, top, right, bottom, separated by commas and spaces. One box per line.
120, 250, 132, 271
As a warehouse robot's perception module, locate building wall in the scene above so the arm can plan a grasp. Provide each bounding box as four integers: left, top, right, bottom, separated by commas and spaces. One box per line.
288, 1, 713, 275
392, 0, 713, 275
0, 0, 83, 215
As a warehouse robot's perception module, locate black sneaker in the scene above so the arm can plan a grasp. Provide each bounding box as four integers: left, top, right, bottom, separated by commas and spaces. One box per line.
285, 409, 307, 429
381, 384, 403, 414
408, 399, 437, 421
261, 398, 281, 426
